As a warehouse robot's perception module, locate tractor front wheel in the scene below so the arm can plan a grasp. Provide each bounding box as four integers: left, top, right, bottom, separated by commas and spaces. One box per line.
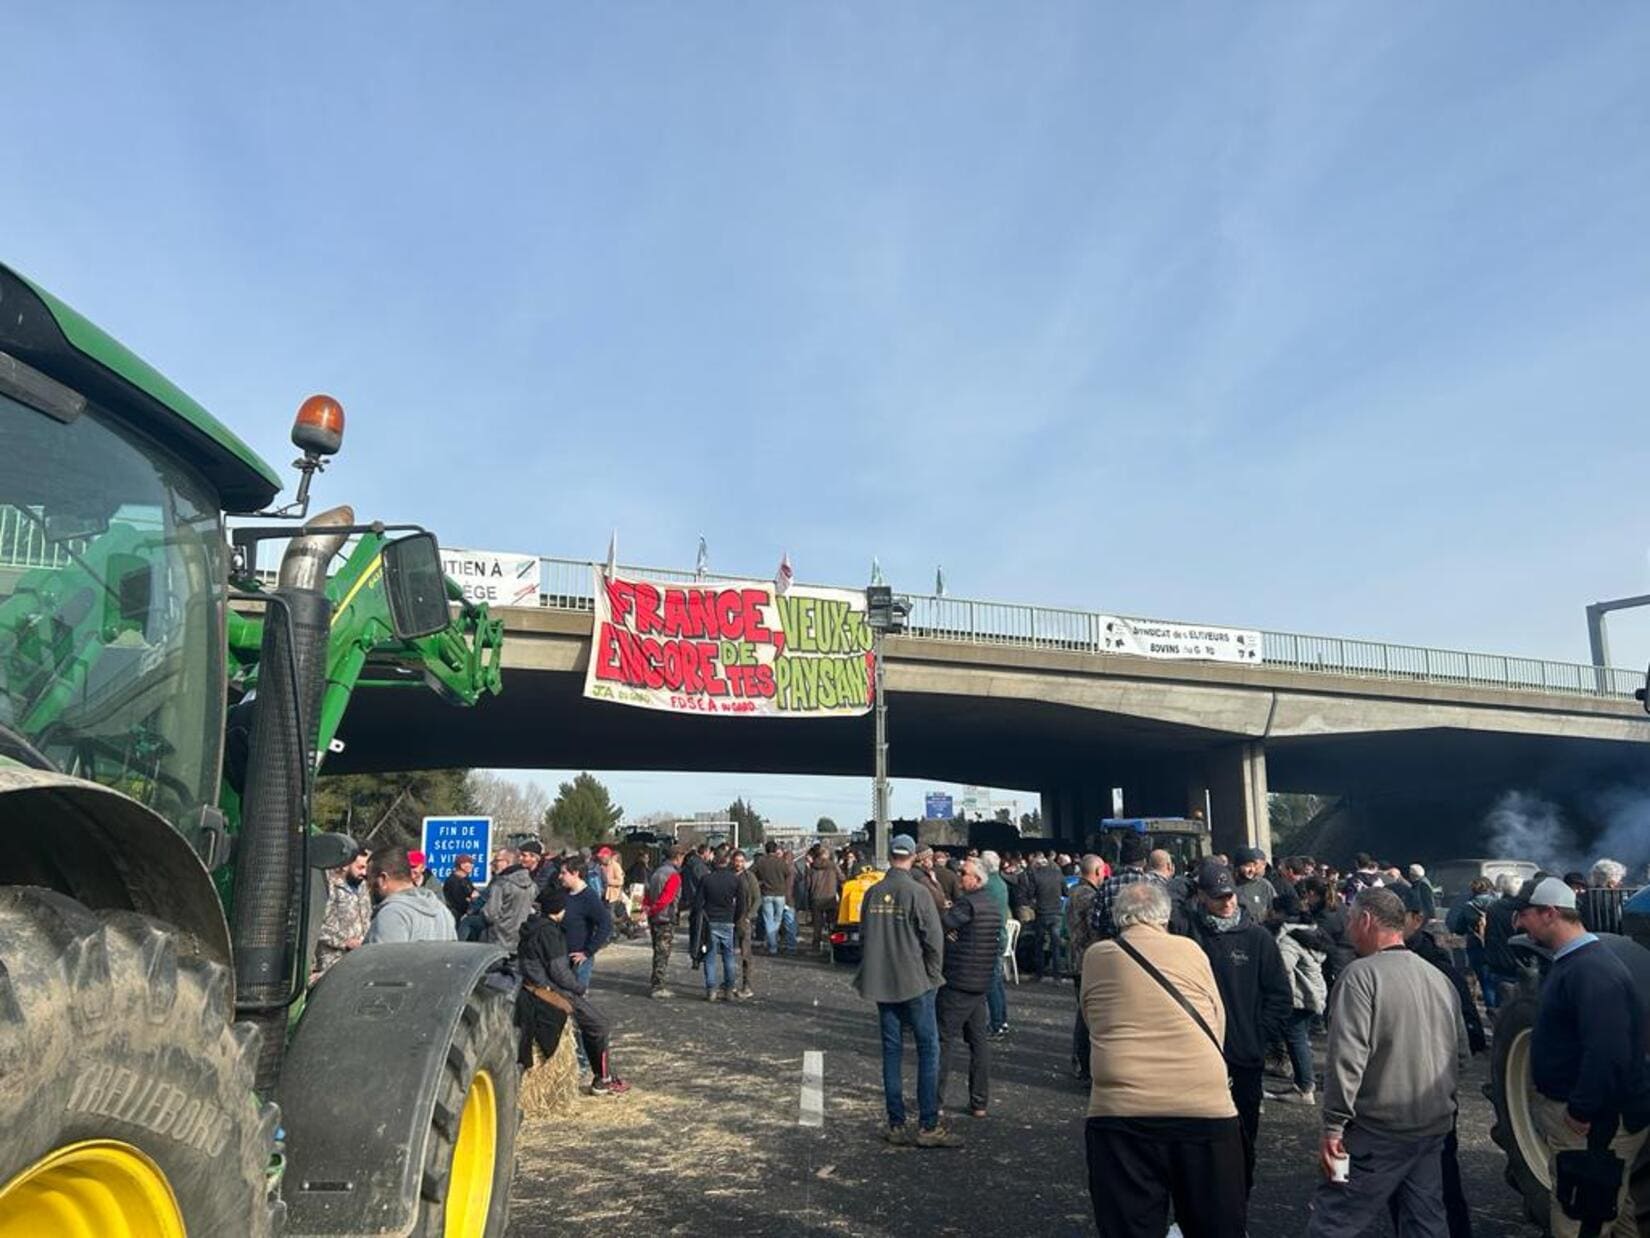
412, 980, 519, 1237
0, 887, 281, 1236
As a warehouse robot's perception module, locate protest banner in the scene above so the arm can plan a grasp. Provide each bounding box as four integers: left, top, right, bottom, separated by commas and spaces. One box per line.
441, 548, 540, 608
1099, 616, 1262, 663
583, 570, 875, 717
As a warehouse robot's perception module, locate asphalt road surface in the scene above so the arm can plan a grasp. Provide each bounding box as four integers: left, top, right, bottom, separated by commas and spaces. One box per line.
508, 932, 1537, 1237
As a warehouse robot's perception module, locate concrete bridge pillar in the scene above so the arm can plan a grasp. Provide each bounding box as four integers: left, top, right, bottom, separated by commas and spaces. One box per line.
1207, 741, 1269, 859
1041, 785, 1107, 846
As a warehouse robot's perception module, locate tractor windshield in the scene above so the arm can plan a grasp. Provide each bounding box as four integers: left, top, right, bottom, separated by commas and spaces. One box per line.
0, 391, 226, 830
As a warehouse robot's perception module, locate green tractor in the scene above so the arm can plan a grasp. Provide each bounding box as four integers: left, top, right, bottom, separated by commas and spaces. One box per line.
0, 262, 519, 1236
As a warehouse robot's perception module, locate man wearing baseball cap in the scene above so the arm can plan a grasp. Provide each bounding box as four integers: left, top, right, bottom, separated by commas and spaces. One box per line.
1231, 846, 1275, 925
1516, 876, 1650, 1237
853, 833, 956, 1148
1184, 858, 1290, 1198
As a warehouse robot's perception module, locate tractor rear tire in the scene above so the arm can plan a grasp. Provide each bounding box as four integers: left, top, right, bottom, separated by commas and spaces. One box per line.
0, 886, 281, 1234
1488, 990, 1551, 1232
1490, 975, 1650, 1235
412, 979, 519, 1237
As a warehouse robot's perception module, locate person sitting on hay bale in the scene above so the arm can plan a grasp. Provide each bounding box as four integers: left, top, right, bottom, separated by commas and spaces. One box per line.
517, 886, 632, 1097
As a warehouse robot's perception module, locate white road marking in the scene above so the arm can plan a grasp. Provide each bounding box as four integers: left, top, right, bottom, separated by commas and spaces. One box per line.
799, 1050, 825, 1127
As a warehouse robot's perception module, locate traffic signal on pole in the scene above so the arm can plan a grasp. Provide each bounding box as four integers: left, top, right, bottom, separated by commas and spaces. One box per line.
866, 585, 909, 634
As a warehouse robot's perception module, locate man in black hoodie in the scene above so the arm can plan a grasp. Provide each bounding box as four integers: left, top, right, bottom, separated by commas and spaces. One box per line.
937, 857, 1003, 1118
441, 853, 476, 925
1482, 872, 1533, 1007
681, 844, 712, 969
1181, 858, 1291, 1197
517, 887, 631, 1096
693, 851, 749, 1001
1028, 855, 1067, 981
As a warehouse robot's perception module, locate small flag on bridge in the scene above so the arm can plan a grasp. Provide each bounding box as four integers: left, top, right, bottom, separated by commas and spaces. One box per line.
870, 557, 886, 586
604, 529, 618, 580
775, 551, 793, 596
935, 565, 946, 597
695, 535, 709, 580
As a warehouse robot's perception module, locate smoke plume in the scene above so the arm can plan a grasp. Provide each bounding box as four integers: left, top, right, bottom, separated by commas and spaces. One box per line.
1482, 791, 1578, 873
1481, 788, 1650, 882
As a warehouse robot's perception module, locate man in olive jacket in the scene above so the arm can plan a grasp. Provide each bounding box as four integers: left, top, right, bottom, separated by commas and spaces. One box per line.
853, 834, 956, 1147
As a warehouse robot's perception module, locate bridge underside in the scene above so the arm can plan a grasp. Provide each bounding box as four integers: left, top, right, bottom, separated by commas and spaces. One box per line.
334, 668, 1650, 863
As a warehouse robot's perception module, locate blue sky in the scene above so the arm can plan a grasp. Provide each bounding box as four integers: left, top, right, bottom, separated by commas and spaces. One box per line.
8, 5, 1649, 826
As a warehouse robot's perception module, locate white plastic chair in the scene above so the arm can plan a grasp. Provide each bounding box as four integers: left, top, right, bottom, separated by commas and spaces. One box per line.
1002, 917, 1021, 985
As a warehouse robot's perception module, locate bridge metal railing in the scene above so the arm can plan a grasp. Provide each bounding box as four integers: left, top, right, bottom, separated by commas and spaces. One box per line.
525, 556, 1645, 702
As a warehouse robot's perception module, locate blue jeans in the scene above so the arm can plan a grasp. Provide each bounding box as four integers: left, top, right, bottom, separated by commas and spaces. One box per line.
987, 957, 1007, 1031
705, 922, 736, 991
877, 990, 939, 1130
1284, 1008, 1315, 1092
1032, 913, 1062, 978
1484, 969, 1515, 1011
571, 954, 596, 1069
780, 905, 797, 951
760, 896, 786, 952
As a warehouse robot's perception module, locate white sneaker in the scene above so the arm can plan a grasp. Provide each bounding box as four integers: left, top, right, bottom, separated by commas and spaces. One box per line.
1272, 1087, 1316, 1106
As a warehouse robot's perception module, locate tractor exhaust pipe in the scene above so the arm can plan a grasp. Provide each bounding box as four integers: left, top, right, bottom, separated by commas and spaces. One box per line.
232, 505, 353, 1092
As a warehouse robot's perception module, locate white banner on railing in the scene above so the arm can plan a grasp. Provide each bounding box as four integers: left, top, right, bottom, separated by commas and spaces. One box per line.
1099, 616, 1262, 663
442, 548, 540, 608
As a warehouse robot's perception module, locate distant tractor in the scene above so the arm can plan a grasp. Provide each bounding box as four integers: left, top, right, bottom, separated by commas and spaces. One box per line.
0, 262, 515, 1235
1091, 817, 1212, 871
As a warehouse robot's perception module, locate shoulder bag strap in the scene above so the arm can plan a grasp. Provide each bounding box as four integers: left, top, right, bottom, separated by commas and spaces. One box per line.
1114, 934, 1225, 1059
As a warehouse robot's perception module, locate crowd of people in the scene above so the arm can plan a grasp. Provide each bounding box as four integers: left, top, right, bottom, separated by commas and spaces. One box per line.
310, 829, 1650, 1237
847, 835, 1650, 1238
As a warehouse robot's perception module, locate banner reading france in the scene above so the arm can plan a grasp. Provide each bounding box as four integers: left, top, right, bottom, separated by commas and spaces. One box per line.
583, 570, 875, 717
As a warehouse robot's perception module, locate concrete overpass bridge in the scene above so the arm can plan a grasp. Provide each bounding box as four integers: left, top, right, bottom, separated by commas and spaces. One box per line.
334, 557, 1650, 862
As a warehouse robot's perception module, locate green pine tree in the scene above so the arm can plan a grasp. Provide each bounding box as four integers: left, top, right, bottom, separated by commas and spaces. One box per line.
543, 772, 624, 848
728, 797, 766, 846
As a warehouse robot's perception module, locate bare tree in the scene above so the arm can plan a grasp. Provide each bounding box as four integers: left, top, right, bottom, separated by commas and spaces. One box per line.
467, 772, 552, 840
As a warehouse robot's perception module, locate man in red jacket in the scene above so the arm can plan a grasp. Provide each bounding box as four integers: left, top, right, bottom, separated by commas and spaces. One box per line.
642, 845, 686, 998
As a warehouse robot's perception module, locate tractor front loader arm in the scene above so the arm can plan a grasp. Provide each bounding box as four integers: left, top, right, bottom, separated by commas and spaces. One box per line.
313, 533, 503, 762
227, 530, 504, 774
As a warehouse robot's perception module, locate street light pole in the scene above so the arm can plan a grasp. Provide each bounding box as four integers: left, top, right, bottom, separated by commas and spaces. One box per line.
872, 628, 889, 868
865, 584, 907, 868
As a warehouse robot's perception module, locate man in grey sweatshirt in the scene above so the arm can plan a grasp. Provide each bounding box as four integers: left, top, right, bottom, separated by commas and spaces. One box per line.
364, 848, 459, 944
1306, 887, 1467, 1238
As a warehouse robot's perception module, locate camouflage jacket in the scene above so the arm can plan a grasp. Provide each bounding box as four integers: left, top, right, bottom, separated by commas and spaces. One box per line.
315, 873, 373, 974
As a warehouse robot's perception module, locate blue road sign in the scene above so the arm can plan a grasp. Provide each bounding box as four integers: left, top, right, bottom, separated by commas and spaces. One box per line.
924, 792, 954, 820
422, 816, 493, 884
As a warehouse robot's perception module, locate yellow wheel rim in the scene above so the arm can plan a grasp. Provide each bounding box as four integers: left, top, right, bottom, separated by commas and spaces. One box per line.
0, 1139, 185, 1238
444, 1069, 497, 1238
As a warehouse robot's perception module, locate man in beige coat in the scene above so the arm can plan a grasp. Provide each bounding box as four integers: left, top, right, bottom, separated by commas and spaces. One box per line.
1082, 881, 1246, 1238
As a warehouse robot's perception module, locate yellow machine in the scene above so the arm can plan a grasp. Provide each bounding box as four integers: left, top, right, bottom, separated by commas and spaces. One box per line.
828, 867, 885, 964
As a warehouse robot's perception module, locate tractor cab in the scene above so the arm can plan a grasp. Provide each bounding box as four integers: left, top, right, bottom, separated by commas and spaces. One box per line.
1093, 817, 1211, 872
0, 262, 515, 1238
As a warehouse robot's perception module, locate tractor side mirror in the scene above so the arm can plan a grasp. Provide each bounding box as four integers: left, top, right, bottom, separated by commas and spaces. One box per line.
381, 532, 450, 640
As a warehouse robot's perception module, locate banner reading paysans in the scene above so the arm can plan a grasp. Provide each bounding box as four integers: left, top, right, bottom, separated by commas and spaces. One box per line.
583, 570, 874, 717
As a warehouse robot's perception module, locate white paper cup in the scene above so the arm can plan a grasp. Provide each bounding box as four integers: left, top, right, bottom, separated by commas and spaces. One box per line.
1330, 1152, 1351, 1184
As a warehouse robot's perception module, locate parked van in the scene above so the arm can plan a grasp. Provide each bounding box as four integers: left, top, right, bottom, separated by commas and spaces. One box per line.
1430, 858, 1537, 902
